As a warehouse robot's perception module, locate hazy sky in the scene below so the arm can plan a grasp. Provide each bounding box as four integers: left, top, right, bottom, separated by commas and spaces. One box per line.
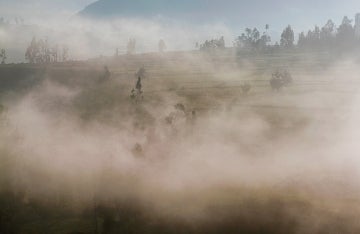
1, 0, 360, 31
0, 0, 94, 20
1, 0, 360, 63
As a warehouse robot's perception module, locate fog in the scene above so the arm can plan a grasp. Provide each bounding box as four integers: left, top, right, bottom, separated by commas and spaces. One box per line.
1, 49, 360, 232
1, 8, 360, 233
1, 17, 235, 63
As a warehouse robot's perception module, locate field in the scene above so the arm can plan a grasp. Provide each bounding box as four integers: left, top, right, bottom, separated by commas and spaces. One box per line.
1, 50, 360, 234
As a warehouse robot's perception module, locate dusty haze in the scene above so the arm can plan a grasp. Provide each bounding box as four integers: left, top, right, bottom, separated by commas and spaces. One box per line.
1, 49, 360, 233
1, 3, 360, 231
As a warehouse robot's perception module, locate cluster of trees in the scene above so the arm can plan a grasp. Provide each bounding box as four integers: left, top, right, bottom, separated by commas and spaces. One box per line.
199, 14, 359, 53
0, 49, 6, 64
17, 14, 360, 64
297, 16, 360, 50
280, 25, 295, 48
233, 24, 293, 51
234, 25, 271, 51
25, 37, 69, 64
199, 36, 225, 51
0, 17, 25, 27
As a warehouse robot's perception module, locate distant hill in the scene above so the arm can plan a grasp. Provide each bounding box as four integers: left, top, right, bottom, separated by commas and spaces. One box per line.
78, 0, 205, 20
77, 0, 284, 25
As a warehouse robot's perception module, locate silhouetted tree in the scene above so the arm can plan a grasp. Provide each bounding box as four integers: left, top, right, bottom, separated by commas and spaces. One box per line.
355, 13, 360, 39
259, 32, 271, 50
0, 49, 6, 64
337, 16, 355, 49
100, 66, 111, 82
218, 36, 225, 48
298, 32, 306, 48
320, 19, 336, 48
131, 76, 144, 103
200, 36, 225, 51
26, 37, 67, 63
234, 28, 256, 49
158, 39, 166, 53
280, 25, 294, 48
305, 26, 321, 49
270, 69, 292, 91
25, 37, 39, 63
234, 26, 270, 51
298, 19, 336, 49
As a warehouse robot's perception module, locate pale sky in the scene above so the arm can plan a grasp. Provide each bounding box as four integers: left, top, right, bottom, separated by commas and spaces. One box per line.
0, 0, 94, 20
1, 0, 360, 31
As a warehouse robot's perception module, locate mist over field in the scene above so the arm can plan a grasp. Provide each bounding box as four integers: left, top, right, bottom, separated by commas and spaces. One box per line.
1, 1, 360, 234
1, 17, 237, 63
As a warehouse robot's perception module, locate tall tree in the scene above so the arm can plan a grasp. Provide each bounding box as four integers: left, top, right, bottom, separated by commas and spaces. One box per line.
280, 25, 294, 48
355, 13, 360, 39
320, 19, 336, 48
337, 16, 355, 48
298, 32, 306, 48
158, 39, 166, 53
25, 37, 39, 63
0, 49, 6, 64
234, 27, 270, 51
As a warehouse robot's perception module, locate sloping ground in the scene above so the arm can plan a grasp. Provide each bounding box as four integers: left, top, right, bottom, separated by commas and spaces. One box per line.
1, 51, 360, 234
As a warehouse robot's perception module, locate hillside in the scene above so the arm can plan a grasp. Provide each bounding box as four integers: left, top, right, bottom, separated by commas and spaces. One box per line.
78, 0, 203, 19
1, 48, 360, 234
77, 0, 289, 25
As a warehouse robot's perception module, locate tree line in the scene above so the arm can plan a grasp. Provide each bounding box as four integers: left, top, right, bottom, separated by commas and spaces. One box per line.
15, 13, 360, 64
199, 14, 360, 53
25, 37, 69, 64
298, 15, 360, 51
0, 17, 25, 27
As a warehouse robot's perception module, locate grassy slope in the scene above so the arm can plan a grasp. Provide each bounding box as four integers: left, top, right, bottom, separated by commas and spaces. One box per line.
0, 50, 359, 234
